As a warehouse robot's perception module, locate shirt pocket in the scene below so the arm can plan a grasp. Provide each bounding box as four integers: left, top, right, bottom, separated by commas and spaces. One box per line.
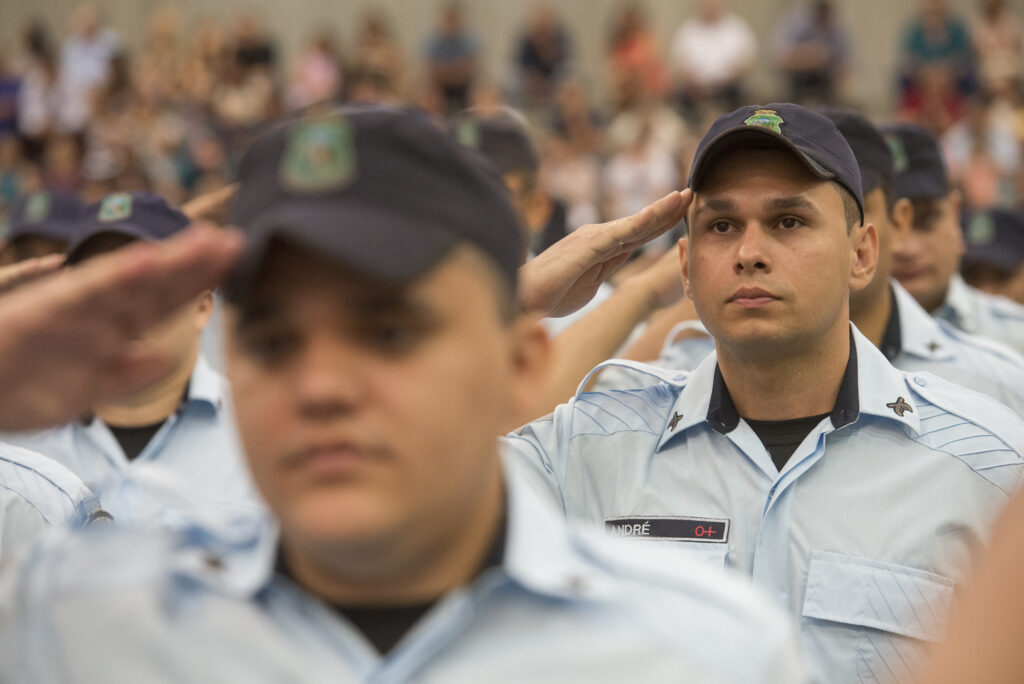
801, 550, 955, 683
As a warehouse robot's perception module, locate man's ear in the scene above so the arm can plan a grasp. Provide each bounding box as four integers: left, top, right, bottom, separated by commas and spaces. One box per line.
505, 315, 551, 430
850, 222, 879, 293
890, 197, 914, 232
195, 290, 215, 329
679, 237, 691, 299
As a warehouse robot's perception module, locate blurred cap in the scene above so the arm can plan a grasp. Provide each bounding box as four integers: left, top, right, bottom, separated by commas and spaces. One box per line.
67, 192, 190, 264
8, 190, 83, 242
688, 102, 864, 223
450, 107, 539, 175
961, 208, 1024, 272
227, 106, 524, 301
818, 107, 893, 200
879, 123, 949, 200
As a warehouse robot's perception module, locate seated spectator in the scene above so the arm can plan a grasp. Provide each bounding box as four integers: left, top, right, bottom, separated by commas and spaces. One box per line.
772, 0, 849, 104
425, 3, 479, 114
669, 0, 757, 121
899, 0, 974, 107
514, 5, 571, 105
971, 0, 1021, 97
606, 3, 667, 106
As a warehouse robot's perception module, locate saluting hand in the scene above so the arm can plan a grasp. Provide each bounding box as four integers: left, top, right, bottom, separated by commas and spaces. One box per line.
518, 190, 690, 317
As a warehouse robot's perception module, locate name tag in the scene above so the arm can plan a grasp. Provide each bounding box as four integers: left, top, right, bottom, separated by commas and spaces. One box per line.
605, 516, 729, 543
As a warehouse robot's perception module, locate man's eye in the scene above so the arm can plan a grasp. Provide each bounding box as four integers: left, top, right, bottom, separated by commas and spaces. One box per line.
365, 322, 422, 353
241, 332, 299, 364
709, 221, 732, 234
779, 217, 803, 229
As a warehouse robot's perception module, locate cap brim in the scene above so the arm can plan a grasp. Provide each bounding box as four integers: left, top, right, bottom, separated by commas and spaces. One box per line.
689, 127, 836, 191
8, 221, 77, 243
963, 245, 1024, 272
65, 226, 151, 265
224, 200, 460, 302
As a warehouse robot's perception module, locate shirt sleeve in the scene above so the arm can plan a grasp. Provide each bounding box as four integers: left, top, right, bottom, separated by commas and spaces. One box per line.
501, 403, 575, 513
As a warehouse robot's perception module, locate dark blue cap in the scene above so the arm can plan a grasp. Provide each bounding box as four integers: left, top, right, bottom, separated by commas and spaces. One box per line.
450, 108, 539, 175
817, 107, 893, 201
688, 103, 864, 223
962, 208, 1024, 272
67, 192, 190, 264
227, 105, 524, 301
878, 123, 949, 200
8, 190, 83, 242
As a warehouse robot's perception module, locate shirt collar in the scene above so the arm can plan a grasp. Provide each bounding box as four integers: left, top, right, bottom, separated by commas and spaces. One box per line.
934, 274, 978, 332
891, 280, 956, 361
190, 458, 610, 604
658, 324, 919, 450
879, 286, 902, 361
185, 355, 226, 413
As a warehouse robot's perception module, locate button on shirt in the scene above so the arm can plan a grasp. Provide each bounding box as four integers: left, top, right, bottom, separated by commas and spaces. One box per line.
934, 273, 1024, 356
0, 443, 97, 561
0, 357, 260, 517
0, 459, 808, 684
504, 327, 1024, 683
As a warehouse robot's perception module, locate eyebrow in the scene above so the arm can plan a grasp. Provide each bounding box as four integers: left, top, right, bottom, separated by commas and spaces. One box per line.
691, 195, 823, 219
691, 198, 738, 218
764, 196, 821, 216
234, 290, 435, 329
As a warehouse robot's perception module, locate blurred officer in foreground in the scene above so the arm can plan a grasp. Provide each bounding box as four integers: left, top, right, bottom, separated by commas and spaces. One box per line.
504, 103, 1024, 683
883, 123, 1024, 354
0, 192, 259, 517
0, 107, 806, 682
618, 108, 1024, 416
960, 207, 1024, 306
2, 190, 81, 263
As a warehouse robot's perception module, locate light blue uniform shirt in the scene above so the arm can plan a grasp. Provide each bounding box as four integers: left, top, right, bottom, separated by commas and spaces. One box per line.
0, 443, 98, 561
0, 459, 807, 683
602, 281, 1024, 416
934, 273, 1024, 355
0, 357, 261, 517
505, 327, 1024, 683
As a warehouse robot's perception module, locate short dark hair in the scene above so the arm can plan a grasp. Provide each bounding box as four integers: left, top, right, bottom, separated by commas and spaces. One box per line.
837, 183, 861, 232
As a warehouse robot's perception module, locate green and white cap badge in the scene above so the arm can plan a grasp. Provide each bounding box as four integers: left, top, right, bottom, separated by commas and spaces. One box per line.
966, 212, 997, 246
280, 115, 357, 193
24, 192, 51, 223
885, 135, 910, 174
97, 193, 134, 222
744, 109, 784, 134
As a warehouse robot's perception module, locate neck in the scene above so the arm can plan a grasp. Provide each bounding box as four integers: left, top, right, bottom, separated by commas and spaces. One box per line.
95, 350, 198, 427
717, 322, 850, 421
283, 456, 506, 606
851, 282, 892, 348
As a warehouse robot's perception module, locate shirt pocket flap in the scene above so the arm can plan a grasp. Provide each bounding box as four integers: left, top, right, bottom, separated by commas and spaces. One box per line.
801, 550, 954, 642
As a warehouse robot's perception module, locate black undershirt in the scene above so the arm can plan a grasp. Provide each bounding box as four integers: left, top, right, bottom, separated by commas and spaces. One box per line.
108, 421, 166, 461
746, 413, 831, 471
278, 512, 507, 656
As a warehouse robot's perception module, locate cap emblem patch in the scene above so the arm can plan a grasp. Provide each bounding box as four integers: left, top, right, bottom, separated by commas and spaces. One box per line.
455, 120, 481, 149
98, 193, 133, 222
966, 213, 996, 246
885, 135, 909, 174
280, 116, 356, 193
24, 193, 51, 222
744, 109, 783, 134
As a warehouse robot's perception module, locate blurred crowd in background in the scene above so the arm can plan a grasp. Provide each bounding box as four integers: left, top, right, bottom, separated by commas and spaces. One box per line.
0, 0, 1021, 239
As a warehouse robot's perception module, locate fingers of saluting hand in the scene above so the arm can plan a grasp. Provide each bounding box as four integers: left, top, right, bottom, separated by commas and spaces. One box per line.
590, 189, 691, 257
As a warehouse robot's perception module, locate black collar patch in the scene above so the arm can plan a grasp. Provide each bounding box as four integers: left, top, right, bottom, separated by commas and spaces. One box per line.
707, 328, 860, 434
667, 412, 684, 431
